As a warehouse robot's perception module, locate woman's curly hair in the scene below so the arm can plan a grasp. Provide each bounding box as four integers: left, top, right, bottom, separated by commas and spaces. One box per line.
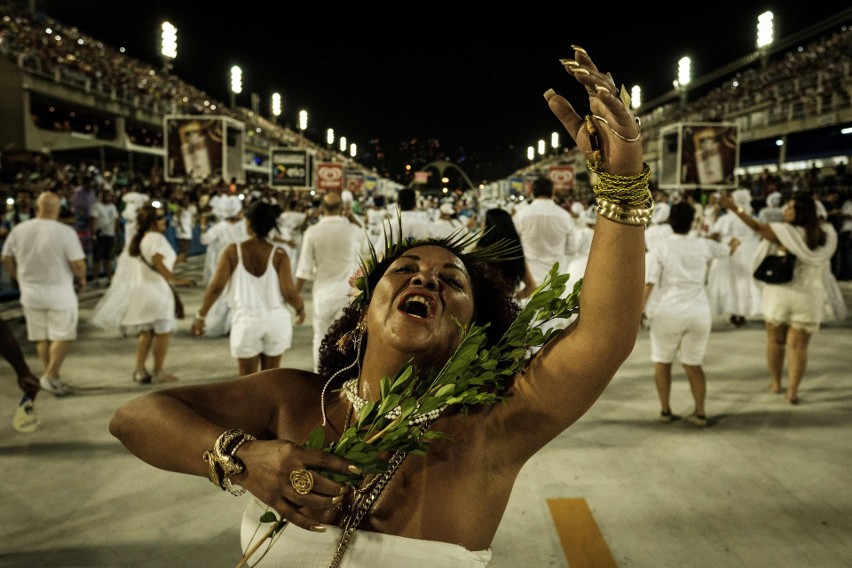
317, 241, 520, 386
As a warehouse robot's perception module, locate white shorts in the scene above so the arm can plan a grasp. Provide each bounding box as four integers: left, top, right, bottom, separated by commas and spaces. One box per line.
649, 314, 711, 366
23, 305, 78, 341
761, 285, 824, 334
230, 311, 292, 359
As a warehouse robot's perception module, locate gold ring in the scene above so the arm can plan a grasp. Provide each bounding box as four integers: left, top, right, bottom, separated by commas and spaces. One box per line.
290, 469, 314, 495
591, 114, 641, 143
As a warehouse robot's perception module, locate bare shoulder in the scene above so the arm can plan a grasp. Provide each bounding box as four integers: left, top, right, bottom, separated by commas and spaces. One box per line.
241, 367, 325, 399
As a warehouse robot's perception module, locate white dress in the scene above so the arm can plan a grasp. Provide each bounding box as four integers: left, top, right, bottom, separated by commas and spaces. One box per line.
120, 232, 177, 333
240, 497, 491, 568
90, 195, 149, 333
199, 220, 249, 336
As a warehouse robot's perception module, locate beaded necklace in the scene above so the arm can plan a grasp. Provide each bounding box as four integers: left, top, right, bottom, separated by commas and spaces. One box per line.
342, 378, 446, 426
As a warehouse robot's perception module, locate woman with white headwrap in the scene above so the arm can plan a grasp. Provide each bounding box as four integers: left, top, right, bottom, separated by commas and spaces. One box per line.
758, 192, 785, 224
707, 189, 762, 327
198, 195, 248, 337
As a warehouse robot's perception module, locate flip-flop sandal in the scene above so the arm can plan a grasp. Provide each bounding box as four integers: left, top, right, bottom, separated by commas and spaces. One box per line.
12, 395, 39, 434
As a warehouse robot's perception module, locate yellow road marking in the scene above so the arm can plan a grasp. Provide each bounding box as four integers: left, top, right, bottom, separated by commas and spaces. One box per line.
547, 498, 618, 568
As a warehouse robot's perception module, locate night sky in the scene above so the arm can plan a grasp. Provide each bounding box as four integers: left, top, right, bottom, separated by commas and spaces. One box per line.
32, 2, 852, 179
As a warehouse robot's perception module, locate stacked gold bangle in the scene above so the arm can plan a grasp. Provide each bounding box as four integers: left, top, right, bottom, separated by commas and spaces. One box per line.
202, 428, 256, 496
587, 161, 655, 227
595, 196, 655, 226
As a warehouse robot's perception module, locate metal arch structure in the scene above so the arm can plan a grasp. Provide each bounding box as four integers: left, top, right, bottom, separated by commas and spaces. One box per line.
408, 160, 477, 191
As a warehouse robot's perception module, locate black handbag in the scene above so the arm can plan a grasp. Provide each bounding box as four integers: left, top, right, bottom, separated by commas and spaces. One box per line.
753, 251, 796, 284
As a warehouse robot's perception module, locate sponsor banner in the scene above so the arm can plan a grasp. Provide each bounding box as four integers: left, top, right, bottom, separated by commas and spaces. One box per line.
270, 148, 312, 188
509, 177, 524, 194
548, 165, 575, 191
681, 124, 738, 186
316, 162, 345, 191
364, 175, 378, 192
345, 169, 365, 194
165, 117, 224, 183
414, 171, 431, 184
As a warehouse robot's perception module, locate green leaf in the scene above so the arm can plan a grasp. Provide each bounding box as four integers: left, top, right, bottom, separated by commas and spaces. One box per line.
376, 394, 401, 415
259, 512, 278, 523
305, 426, 325, 449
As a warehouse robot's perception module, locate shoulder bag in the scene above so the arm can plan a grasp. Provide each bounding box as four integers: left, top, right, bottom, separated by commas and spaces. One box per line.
753, 248, 795, 284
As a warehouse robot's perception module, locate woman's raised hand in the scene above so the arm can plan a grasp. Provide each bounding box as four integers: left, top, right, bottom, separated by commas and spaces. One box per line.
544, 45, 643, 177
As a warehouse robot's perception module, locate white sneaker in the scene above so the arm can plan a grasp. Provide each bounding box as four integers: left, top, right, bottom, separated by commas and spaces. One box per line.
13, 396, 40, 433
40, 375, 72, 397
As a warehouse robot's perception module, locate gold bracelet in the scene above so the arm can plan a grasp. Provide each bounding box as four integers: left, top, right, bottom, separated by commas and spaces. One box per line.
587, 161, 652, 206
202, 450, 225, 490
203, 429, 257, 496
595, 196, 655, 227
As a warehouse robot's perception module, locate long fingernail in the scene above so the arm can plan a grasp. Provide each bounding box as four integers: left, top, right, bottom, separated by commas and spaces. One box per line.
331, 495, 344, 505
595, 85, 611, 96
571, 68, 590, 76
571, 45, 588, 56
347, 464, 361, 474
310, 524, 327, 533
559, 58, 579, 66
543, 88, 556, 101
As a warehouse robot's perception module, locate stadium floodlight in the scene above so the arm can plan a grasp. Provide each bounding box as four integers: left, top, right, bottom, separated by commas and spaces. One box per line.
271, 92, 282, 121
160, 21, 177, 73
527, 146, 535, 161
298, 110, 308, 132
630, 85, 641, 110
339, 136, 347, 153
326, 128, 335, 147
756, 11, 774, 50
230, 65, 242, 109
537, 139, 546, 156
550, 132, 560, 151
349, 143, 357, 158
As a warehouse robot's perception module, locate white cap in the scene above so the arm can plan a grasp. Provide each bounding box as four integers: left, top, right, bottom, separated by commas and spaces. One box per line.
440, 203, 455, 216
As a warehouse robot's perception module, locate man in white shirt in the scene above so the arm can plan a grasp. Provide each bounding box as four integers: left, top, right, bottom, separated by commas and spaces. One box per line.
296, 192, 369, 372
2, 192, 87, 397
512, 177, 577, 285
89, 188, 120, 286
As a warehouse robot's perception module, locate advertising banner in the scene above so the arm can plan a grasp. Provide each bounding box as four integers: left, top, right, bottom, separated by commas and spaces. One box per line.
548, 165, 575, 191
659, 122, 738, 190
165, 117, 224, 183
270, 148, 312, 188
364, 175, 378, 193
345, 169, 365, 194
316, 162, 345, 191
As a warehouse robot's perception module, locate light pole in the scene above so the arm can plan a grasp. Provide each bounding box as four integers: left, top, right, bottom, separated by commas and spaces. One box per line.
675, 56, 691, 109
630, 85, 641, 111
298, 110, 308, 144
271, 92, 282, 124
160, 21, 177, 74
756, 11, 774, 68
230, 65, 242, 110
